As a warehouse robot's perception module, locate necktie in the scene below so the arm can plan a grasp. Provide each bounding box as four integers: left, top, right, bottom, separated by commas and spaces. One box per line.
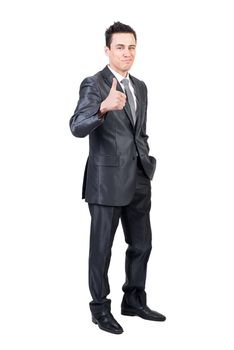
121, 78, 136, 125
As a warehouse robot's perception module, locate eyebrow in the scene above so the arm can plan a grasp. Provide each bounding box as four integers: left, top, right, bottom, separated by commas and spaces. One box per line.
115, 44, 136, 48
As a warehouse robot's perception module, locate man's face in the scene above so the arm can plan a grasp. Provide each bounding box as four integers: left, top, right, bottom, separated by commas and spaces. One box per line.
105, 33, 136, 76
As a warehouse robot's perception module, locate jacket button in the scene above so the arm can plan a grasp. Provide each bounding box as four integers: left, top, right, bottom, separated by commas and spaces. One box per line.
132, 156, 136, 160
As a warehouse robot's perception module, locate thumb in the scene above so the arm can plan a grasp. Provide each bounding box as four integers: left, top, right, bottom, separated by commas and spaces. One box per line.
111, 77, 117, 91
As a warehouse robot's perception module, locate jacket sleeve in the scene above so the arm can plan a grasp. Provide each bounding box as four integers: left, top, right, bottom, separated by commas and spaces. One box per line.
69, 76, 104, 138
140, 82, 150, 153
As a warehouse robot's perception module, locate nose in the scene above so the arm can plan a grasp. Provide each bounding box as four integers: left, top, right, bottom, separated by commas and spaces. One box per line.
123, 48, 131, 57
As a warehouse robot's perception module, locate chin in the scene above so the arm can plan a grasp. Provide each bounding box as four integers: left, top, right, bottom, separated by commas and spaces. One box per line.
122, 64, 132, 71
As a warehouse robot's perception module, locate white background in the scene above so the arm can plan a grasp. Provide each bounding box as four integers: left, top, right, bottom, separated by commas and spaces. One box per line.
1, 0, 234, 349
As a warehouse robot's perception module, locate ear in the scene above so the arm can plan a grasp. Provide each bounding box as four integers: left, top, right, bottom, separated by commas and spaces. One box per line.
104, 46, 110, 57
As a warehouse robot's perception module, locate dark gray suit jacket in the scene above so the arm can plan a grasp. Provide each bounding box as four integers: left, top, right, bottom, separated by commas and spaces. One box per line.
70, 66, 156, 206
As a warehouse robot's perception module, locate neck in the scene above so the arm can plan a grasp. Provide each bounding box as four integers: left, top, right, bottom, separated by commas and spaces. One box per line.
108, 64, 128, 77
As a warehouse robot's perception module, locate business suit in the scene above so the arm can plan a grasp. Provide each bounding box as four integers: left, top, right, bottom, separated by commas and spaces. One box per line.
70, 65, 156, 316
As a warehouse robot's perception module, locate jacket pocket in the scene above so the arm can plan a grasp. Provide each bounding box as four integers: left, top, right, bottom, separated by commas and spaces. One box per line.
90, 154, 119, 167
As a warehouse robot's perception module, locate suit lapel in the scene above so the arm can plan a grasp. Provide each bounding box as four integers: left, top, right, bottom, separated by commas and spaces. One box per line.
129, 75, 143, 133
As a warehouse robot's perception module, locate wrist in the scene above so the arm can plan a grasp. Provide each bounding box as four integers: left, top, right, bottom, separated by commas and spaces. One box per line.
98, 101, 108, 117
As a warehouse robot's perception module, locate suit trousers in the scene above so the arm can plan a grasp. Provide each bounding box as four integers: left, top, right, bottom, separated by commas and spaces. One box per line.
88, 160, 152, 316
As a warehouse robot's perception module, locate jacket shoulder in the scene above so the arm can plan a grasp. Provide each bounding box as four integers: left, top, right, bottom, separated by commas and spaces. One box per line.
80, 70, 103, 85
130, 75, 147, 90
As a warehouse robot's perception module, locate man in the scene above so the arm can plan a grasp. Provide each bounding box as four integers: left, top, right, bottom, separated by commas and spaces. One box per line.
70, 22, 166, 334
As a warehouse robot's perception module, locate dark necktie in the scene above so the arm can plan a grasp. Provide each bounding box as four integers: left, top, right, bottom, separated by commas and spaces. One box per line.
121, 78, 136, 125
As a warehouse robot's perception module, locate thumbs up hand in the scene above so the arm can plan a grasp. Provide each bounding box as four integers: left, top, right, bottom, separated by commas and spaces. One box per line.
99, 78, 126, 116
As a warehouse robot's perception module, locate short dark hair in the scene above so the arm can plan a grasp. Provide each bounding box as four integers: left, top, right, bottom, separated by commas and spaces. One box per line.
105, 21, 137, 48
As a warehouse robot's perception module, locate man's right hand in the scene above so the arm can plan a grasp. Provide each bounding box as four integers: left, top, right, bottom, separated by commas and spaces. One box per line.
99, 78, 126, 116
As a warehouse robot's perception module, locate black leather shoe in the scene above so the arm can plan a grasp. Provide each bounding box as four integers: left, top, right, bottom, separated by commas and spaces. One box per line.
92, 311, 123, 334
121, 305, 166, 321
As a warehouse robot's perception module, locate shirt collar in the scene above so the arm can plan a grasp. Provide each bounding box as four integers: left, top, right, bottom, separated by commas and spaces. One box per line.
107, 65, 130, 84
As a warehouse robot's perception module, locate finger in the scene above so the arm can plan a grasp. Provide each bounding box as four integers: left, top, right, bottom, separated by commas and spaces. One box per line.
119, 93, 126, 102
111, 77, 117, 91
117, 91, 126, 99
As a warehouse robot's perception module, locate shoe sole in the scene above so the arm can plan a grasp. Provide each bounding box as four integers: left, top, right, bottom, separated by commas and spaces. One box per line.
121, 310, 136, 316
121, 310, 166, 321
